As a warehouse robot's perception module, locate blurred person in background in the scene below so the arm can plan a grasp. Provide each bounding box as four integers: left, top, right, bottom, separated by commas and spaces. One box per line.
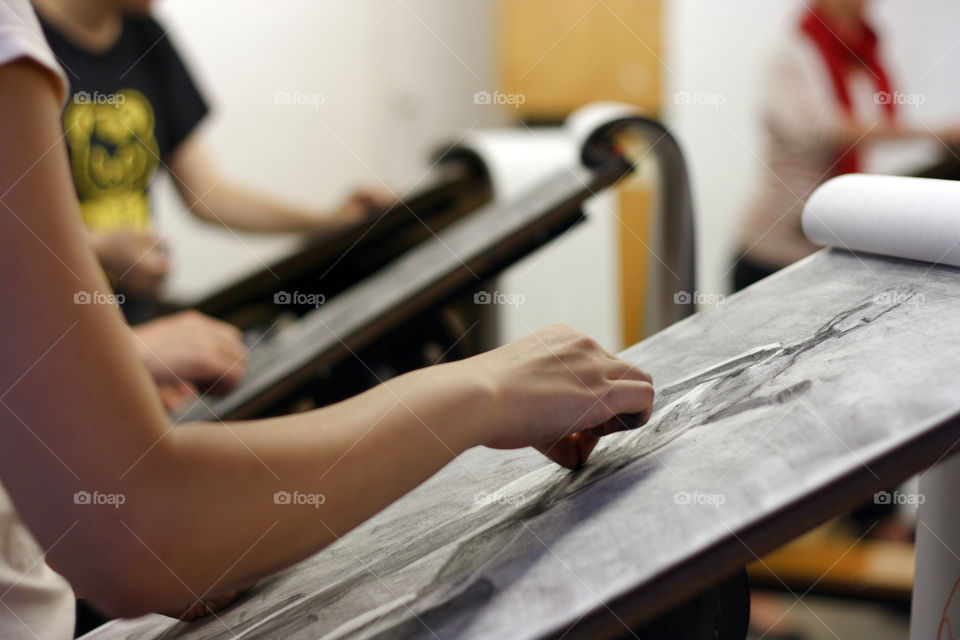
733, 0, 960, 291
734, 2, 959, 636
31, 0, 393, 412
32, 0, 390, 320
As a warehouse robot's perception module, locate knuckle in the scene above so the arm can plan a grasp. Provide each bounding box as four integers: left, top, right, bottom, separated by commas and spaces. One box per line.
573, 334, 599, 352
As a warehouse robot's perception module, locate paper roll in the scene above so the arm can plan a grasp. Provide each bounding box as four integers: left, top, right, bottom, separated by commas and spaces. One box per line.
803, 174, 960, 267
443, 129, 576, 203
440, 102, 659, 203
565, 101, 647, 167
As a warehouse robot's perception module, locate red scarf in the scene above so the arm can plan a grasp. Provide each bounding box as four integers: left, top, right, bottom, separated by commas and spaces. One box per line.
800, 6, 896, 175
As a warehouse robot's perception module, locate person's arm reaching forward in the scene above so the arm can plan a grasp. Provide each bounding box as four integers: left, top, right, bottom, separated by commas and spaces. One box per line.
168, 133, 391, 233
0, 57, 654, 620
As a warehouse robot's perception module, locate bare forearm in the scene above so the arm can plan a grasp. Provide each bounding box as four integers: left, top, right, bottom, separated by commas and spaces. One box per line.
54, 364, 490, 617
189, 180, 331, 233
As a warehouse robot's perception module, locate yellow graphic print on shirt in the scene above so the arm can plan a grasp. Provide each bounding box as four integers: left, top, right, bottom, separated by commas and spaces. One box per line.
63, 88, 160, 232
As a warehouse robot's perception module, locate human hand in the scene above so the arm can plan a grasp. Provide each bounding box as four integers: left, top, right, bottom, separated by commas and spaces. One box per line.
155, 380, 200, 414
131, 311, 248, 401
328, 187, 395, 226
160, 583, 253, 621
465, 324, 654, 469
90, 230, 170, 298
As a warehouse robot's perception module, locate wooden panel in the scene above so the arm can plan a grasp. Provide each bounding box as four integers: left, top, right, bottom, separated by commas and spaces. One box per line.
748, 529, 915, 602
499, 0, 662, 119
617, 175, 654, 346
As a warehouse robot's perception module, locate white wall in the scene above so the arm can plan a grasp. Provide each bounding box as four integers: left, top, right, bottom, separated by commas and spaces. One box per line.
665, 0, 960, 299
153, 0, 502, 302
153, 0, 960, 349
152, 0, 624, 351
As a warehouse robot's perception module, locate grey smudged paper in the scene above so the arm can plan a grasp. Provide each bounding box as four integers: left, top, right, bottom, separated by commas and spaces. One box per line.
85, 249, 960, 640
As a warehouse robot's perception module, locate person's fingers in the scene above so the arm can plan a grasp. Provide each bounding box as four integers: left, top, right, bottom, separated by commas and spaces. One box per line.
138, 248, 170, 282
536, 436, 575, 470
605, 359, 653, 385
588, 411, 650, 438
355, 187, 395, 207
595, 380, 654, 424
157, 381, 197, 413
212, 334, 248, 372
206, 351, 247, 393
175, 589, 242, 621
537, 432, 601, 469
184, 311, 243, 343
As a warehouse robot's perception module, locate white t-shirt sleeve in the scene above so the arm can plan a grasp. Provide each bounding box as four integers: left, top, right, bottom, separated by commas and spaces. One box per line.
0, 0, 68, 101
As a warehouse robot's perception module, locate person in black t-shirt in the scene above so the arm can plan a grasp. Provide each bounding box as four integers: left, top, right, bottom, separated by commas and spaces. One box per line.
31, 0, 390, 415
33, 0, 389, 311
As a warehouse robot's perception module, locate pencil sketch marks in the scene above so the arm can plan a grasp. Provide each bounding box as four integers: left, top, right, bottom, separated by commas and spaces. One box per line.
85, 250, 960, 640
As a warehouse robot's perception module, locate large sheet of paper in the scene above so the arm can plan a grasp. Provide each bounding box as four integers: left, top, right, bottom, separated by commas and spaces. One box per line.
84, 248, 960, 639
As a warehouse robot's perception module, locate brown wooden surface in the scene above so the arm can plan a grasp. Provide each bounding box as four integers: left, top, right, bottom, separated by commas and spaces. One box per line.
617, 174, 654, 346
499, 0, 662, 119
747, 528, 915, 602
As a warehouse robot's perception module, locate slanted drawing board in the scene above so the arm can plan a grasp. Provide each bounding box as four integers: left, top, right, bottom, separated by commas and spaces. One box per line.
88, 174, 960, 639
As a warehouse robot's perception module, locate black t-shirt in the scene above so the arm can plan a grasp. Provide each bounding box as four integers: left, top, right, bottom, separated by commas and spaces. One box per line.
41, 15, 208, 233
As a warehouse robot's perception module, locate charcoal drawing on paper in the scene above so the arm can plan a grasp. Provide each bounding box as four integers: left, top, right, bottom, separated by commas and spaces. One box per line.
87, 249, 960, 640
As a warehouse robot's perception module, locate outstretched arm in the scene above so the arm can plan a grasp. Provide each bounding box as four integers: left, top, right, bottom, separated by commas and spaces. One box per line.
168, 133, 390, 233
0, 58, 653, 620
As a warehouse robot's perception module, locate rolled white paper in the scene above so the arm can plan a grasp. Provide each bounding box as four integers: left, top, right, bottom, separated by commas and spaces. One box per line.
565, 101, 644, 155
803, 174, 960, 267
447, 102, 650, 204
452, 129, 576, 203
